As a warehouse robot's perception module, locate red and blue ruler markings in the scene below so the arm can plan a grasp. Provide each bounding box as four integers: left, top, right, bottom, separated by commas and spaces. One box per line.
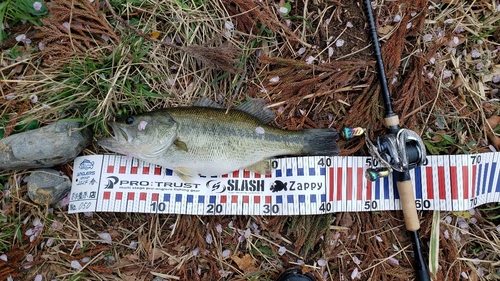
69, 153, 500, 215
324, 153, 500, 212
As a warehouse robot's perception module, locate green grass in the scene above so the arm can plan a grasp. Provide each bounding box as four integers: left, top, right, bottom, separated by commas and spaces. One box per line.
37, 35, 171, 135
0, 181, 22, 252
0, 0, 48, 40
1, 0, 499, 280
0, 119, 38, 139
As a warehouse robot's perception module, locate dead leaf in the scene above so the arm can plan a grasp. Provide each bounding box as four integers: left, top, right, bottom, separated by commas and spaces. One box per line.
451, 76, 463, 89
231, 253, 258, 274
453, 211, 472, 219
88, 265, 113, 274
150, 248, 164, 261
378, 25, 394, 35
482, 64, 500, 83
172, 245, 186, 252
114, 254, 140, 269
123, 275, 147, 281
444, 34, 465, 47
167, 256, 180, 265
301, 265, 314, 274
486, 115, 500, 150
151, 31, 160, 39
109, 229, 120, 239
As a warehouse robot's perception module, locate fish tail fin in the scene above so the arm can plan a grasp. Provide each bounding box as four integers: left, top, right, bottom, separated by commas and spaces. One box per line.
301, 128, 340, 156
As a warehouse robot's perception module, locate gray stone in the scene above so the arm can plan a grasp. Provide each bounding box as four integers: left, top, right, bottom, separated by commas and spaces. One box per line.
27, 169, 72, 205
0, 121, 91, 170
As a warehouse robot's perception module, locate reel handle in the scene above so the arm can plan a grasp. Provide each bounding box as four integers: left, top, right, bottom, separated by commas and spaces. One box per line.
365, 168, 391, 181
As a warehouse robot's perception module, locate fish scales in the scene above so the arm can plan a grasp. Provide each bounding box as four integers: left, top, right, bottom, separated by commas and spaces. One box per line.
163, 107, 307, 168
98, 99, 339, 179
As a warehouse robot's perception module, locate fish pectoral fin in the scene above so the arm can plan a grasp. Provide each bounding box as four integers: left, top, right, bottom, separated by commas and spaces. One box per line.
174, 139, 188, 152
177, 173, 193, 182
175, 166, 195, 182
244, 160, 271, 175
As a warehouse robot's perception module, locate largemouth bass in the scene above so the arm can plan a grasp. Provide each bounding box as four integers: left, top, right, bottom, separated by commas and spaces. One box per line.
98, 99, 339, 180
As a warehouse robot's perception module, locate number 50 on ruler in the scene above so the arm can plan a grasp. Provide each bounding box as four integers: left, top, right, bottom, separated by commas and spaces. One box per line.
69, 153, 500, 215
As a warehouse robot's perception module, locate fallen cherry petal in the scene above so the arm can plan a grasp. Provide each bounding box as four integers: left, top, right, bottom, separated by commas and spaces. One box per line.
389, 257, 399, 265
278, 246, 286, 256
51, 221, 63, 230
205, 233, 213, 244
222, 249, 231, 258
352, 256, 361, 265
216, 224, 223, 233
238, 235, 246, 243
477, 267, 485, 276
138, 120, 148, 131
328, 47, 334, 57
351, 267, 361, 279
98, 232, 112, 244
225, 21, 234, 30
33, 2, 42, 11
442, 70, 453, 79
71, 260, 82, 269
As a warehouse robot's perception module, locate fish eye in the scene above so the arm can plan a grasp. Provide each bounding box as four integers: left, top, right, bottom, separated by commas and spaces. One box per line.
125, 116, 134, 124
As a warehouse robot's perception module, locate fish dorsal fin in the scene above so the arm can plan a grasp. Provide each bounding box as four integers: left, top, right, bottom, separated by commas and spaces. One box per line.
193, 98, 223, 108
235, 99, 276, 124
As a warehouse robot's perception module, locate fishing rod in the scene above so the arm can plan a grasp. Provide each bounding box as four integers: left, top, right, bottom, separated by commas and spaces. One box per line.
348, 1, 431, 280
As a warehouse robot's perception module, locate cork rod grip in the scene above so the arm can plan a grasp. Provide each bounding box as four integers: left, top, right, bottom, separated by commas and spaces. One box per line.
396, 180, 420, 231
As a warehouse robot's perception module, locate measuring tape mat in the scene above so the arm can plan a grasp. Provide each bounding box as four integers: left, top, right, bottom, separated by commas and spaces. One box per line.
69, 153, 500, 215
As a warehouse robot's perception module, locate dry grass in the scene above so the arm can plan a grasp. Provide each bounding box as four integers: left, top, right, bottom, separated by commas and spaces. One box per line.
1, 0, 500, 280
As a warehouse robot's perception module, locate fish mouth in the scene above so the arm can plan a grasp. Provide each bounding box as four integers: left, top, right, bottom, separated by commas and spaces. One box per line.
109, 122, 133, 143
